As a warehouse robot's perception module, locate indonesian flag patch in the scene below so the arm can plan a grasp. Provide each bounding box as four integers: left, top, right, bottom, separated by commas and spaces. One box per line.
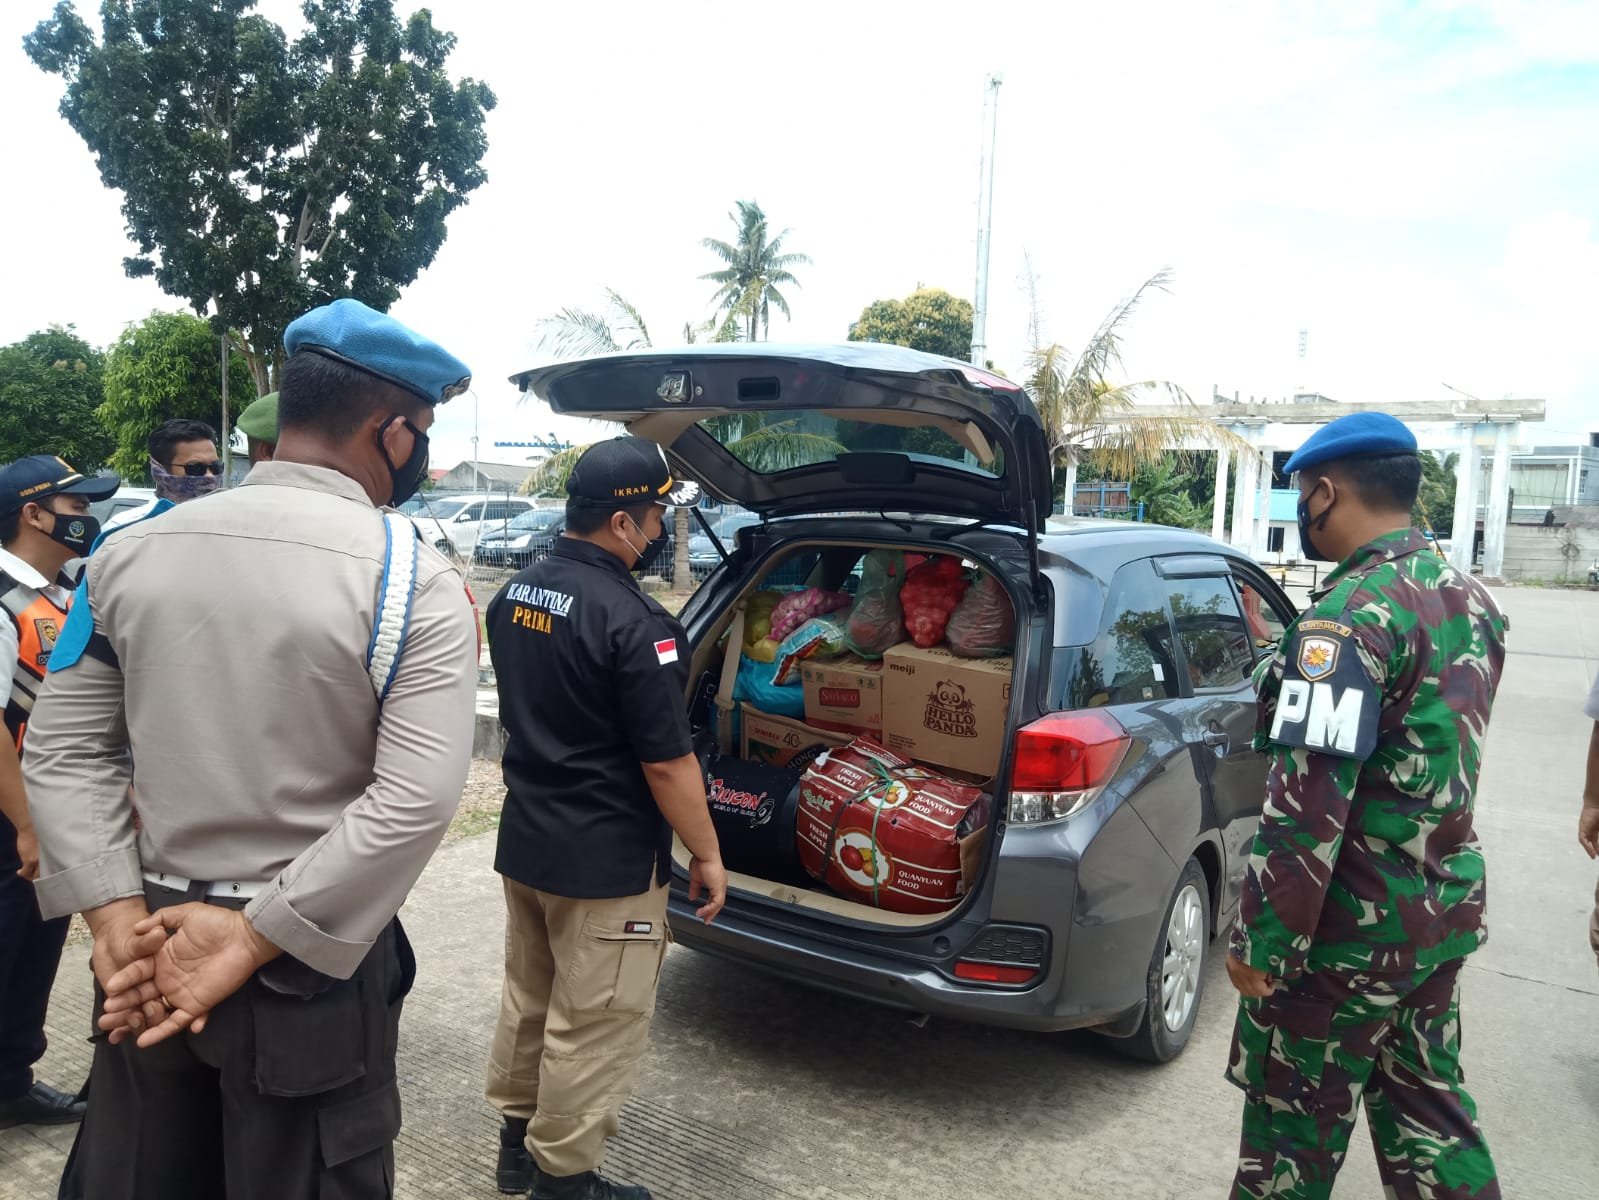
654, 638, 679, 665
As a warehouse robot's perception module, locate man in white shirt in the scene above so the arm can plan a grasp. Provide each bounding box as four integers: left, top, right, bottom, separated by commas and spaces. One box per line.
0, 454, 115, 1128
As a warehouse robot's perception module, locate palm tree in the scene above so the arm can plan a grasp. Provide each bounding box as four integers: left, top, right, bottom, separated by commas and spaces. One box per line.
526, 293, 825, 591
701, 200, 811, 341
1024, 268, 1259, 517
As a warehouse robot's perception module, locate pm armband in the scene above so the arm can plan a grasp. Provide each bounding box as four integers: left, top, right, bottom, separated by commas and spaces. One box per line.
1268, 619, 1380, 760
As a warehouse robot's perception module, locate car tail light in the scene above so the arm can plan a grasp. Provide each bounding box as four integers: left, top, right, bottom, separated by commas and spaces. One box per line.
954, 961, 1039, 985
1007, 710, 1131, 825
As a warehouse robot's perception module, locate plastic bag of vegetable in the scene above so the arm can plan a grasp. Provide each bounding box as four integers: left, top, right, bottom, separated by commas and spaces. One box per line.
770, 587, 852, 642
900, 556, 971, 648
772, 612, 850, 686
844, 550, 911, 659
945, 570, 1015, 658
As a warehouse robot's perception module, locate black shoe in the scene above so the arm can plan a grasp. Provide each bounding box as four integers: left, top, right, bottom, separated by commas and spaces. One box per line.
529, 1167, 652, 1200
497, 1117, 533, 1195
0, 1082, 88, 1129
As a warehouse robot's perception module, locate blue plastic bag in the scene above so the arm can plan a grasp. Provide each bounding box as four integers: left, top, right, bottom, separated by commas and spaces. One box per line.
732, 653, 806, 718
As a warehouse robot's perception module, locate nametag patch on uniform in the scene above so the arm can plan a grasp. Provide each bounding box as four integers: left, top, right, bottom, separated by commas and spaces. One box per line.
1269, 624, 1380, 761
624, 921, 653, 934
654, 638, 678, 665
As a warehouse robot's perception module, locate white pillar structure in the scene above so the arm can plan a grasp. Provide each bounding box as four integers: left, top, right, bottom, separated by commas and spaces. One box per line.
1481, 420, 1515, 578
1254, 446, 1274, 560
1231, 442, 1258, 549
1448, 423, 1481, 574
1211, 448, 1231, 542
1063, 454, 1079, 518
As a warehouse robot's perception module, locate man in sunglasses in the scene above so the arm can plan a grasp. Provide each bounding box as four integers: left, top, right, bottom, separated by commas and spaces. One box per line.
26, 299, 478, 1200
147, 418, 224, 503
0, 456, 115, 1132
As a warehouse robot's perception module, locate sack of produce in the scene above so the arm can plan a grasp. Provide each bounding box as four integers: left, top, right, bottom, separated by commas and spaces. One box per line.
945, 570, 1015, 658
772, 612, 850, 686
741, 589, 786, 649
900, 555, 971, 648
844, 550, 912, 659
770, 587, 852, 642
794, 738, 985, 914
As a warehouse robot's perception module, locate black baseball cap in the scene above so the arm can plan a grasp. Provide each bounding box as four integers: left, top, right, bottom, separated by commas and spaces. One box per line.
566, 437, 701, 509
0, 455, 118, 516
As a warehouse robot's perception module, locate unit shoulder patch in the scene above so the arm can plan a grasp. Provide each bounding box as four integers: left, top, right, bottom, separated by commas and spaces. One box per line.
1269, 622, 1380, 760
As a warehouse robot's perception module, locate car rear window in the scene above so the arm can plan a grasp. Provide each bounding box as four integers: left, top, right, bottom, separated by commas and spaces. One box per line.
697, 412, 1003, 478
1051, 558, 1177, 710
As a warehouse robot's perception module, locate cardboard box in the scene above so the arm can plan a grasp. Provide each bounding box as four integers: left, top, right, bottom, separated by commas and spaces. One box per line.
740, 704, 849, 771
801, 656, 884, 736
882, 645, 1013, 778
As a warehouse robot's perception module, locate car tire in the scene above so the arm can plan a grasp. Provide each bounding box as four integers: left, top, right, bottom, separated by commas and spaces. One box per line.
1113, 856, 1210, 1064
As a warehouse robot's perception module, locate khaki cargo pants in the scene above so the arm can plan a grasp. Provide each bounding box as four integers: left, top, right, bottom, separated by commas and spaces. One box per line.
486, 877, 669, 1178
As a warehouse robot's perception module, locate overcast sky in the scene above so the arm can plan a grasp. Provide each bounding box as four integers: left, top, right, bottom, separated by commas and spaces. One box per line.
3, 0, 1597, 469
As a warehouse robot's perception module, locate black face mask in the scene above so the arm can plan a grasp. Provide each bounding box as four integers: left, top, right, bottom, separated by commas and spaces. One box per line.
625, 513, 670, 574
1296, 484, 1335, 562
377, 416, 430, 507
42, 507, 99, 557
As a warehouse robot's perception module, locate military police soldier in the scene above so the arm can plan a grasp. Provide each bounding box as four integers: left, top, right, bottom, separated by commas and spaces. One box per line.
485, 437, 726, 1200
26, 299, 478, 1199
1225, 412, 1506, 1199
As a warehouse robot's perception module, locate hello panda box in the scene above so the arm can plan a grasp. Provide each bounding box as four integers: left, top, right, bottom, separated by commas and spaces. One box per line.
882, 645, 1014, 779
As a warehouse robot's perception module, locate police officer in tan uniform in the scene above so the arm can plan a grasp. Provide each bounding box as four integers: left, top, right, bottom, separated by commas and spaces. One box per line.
486, 438, 726, 1200
26, 299, 478, 1199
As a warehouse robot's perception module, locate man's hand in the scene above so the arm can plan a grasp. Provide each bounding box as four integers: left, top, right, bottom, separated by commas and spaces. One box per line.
84, 898, 171, 1044
1226, 953, 1278, 999
1580, 800, 1599, 859
14, 824, 38, 881
688, 855, 727, 924
101, 903, 280, 1048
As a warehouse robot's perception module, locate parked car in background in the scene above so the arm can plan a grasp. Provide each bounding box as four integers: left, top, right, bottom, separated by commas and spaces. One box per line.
516, 342, 1300, 1062
475, 508, 565, 568
94, 487, 160, 532
407, 494, 535, 558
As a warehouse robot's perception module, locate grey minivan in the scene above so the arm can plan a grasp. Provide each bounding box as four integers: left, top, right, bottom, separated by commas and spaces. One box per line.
514, 343, 1297, 1062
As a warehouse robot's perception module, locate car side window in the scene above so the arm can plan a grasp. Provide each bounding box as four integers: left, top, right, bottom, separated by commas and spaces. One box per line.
1166, 576, 1254, 691
1054, 558, 1177, 710
461, 502, 485, 521
1235, 576, 1290, 654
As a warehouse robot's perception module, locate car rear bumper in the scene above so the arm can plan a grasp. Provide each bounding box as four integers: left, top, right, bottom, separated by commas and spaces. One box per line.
665, 881, 1142, 1035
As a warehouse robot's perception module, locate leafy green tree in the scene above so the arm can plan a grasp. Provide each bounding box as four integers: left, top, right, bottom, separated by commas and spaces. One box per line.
848, 288, 973, 360
100, 311, 256, 481
702, 200, 810, 341
1131, 456, 1209, 529
0, 326, 115, 470
26, 0, 496, 394
1414, 450, 1457, 536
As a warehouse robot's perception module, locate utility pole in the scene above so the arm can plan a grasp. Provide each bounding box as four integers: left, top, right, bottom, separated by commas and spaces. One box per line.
220, 333, 231, 485
970, 73, 1003, 366
471, 392, 480, 491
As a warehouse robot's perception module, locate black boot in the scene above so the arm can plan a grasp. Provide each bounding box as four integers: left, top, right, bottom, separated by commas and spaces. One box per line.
496, 1117, 533, 1195
529, 1166, 653, 1200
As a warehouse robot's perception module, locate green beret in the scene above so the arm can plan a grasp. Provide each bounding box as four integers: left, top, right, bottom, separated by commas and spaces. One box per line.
236, 392, 279, 442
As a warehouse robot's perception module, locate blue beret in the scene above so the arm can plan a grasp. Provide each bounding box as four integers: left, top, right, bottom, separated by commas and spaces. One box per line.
1284, 412, 1417, 475
284, 298, 471, 407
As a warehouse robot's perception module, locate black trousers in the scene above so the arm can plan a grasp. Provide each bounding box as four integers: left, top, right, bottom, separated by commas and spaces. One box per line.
59, 886, 416, 1200
0, 838, 70, 1102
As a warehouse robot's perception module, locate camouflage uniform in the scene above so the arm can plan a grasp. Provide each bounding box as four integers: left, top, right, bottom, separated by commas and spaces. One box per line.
1227, 528, 1507, 1200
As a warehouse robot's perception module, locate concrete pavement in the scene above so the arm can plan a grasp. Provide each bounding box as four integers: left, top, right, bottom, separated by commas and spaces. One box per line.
3, 585, 1597, 1198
